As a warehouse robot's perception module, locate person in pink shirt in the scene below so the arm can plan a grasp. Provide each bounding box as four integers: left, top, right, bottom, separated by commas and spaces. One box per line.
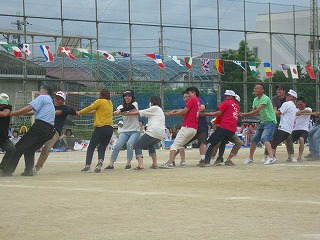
159, 86, 200, 169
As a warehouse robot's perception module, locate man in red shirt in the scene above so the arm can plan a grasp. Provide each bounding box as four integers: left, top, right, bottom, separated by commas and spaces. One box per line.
159, 86, 200, 169
201, 90, 240, 166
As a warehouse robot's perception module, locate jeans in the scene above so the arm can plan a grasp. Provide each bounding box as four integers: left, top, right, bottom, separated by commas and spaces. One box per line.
307, 125, 320, 156
251, 121, 276, 143
0, 139, 15, 170
135, 134, 161, 158
110, 131, 140, 162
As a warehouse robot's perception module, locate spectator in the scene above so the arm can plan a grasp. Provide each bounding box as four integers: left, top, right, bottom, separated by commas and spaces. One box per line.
19, 125, 28, 137
10, 130, 21, 145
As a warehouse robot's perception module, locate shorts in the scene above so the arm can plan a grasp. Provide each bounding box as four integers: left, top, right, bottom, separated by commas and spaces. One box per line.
251, 121, 276, 143
188, 126, 208, 144
270, 129, 290, 150
291, 130, 308, 142
170, 127, 197, 151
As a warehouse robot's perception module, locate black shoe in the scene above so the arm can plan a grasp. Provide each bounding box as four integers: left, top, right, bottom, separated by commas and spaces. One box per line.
80, 166, 91, 173
124, 165, 131, 170
104, 165, 114, 170
197, 159, 204, 166
94, 160, 103, 173
20, 169, 35, 176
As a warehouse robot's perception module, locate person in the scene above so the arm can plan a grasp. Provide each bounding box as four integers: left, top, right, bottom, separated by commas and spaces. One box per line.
8, 123, 14, 138
260, 89, 298, 164
117, 120, 124, 133
59, 128, 75, 148
159, 86, 200, 169
288, 96, 312, 162
34, 91, 77, 172
240, 83, 277, 164
10, 130, 21, 145
242, 123, 256, 147
104, 89, 140, 170
200, 90, 240, 166
123, 96, 165, 170
19, 125, 28, 137
0, 93, 16, 175
77, 89, 114, 173
305, 112, 320, 161
139, 120, 145, 136
2, 85, 56, 176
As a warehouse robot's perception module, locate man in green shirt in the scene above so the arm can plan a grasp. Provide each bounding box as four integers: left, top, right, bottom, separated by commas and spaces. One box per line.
240, 83, 277, 164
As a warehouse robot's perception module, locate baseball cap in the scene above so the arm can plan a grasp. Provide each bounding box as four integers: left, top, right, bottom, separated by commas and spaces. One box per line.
224, 90, 236, 97
0, 93, 9, 104
55, 91, 66, 100
287, 89, 297, 98
275, 85, 286, 90
235, 94, 241, 102
118, 121, 124, 125
123, 89, 134, 97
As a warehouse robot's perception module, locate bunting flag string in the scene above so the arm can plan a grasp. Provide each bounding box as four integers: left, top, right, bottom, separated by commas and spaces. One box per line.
184, 57, 192, 70
280, 64, 289, 78
248, 62, 257, 77
305, 65, 316, 80
40, 45, 54, 62
58, 47, 76, 60
215, 59, 224, 75
145, 54, 166, 68
201, 58, 210, 74
168, 55, 183, 67
263, 62, 273, 78
232, 60, 246, 72
288, 64, 299, 79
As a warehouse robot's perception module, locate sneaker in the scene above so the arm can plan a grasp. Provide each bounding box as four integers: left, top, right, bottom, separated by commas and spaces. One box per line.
20, 168, 35, 176
124, 164, 131, 170
172, 161, 176, 167
304, 153, 314, 159
214, 157, 224, 165
291, 157, 298, 163
224, 160, 235, 166
159, 162, 174, 169
198, 161, 210, 167
285, 157, 292, 162
263, 157, 277, 165
81, 166, 91, 173
307, 155, 320, 161
297, 158, 303, 162
261, 156, 268, 164
197, 159, 204, 166
104, 165, 114, 170
244, 158, 253, 164
94, 160, 103, 173
179, 161, 186, 167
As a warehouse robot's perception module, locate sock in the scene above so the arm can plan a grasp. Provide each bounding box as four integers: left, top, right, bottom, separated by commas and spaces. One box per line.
200, 155, 205, 160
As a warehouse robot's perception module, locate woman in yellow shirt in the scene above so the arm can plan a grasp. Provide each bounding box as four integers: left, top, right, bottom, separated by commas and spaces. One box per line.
77, 89, 113, 173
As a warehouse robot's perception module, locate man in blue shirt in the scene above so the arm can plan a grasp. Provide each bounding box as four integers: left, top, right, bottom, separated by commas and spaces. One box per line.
2, 85, 56, 176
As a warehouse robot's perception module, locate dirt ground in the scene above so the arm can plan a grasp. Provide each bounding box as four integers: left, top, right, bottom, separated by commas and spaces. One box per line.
0, 145, 320, 240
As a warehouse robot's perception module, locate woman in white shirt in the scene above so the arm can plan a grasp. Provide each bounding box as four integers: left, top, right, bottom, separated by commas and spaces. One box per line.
123, 96, 165, 170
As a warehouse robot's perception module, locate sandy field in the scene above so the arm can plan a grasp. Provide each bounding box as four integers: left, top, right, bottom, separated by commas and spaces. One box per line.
0, 145, 319, 240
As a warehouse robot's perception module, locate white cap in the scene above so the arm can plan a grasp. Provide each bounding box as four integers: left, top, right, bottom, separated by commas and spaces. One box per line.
0, 93, 9, 104
287, 89, 297, 98
235, 94, 240, 102
224, 90, 236, 97
55, 91, 66, 100
118, 121, 124, 125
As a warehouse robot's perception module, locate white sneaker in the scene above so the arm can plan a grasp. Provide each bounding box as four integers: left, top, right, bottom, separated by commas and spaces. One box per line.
264, 157, 277, 165
261, 156, 268, 164
244, 158, 253, 164
291, 157, 298, 163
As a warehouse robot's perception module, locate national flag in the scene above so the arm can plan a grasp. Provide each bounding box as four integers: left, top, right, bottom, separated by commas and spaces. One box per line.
232, 60, 246, 71
145, 54, 166, 68
263, 62, 273, 78
288, 64, 299, 79
201, 58, 210, 74
248, 62, 257, 76
11, 46, 22, 58
215, 59, 224, 75
18, 43, 31, 57
117, 51, 130, 58
168, 55, 183, 67
280, 64, 289, 78
77, 48, 93, 60
58, 46, 76, 60
184, 57, 192, 69
40, 45, 54, 62
98, 50, 115, 61
305, 65, 316, 80
0, 42, 14, 52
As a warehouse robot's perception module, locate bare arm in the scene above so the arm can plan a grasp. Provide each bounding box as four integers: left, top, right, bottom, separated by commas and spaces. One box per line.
201, 110, 222, 117
9, 105, 33, 117
166, 107, 189, 116
122, 109, 139, 116
240, 104, 265, 117
0, 108, 10, 117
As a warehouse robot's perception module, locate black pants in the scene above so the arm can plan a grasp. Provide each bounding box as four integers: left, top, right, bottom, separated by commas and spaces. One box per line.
86, 125, 113, 165
204, 127, 235, 164
4, 120, 55, 174
0, 139, 16, 171
270, 129, 290, 152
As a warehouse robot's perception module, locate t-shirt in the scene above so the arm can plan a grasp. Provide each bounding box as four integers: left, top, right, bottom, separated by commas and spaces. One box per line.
139, 105, 165, 140
198, 98, 208, 129
0, 104, 12, 141
117, 102, 140, 132
54, 105, 77, 135
182, 96, 200, 130
29, 94, 55, 126
79, 98, 113, 127
278, 101, 298, 134
218, 99, 240, 133
293, 107, 312, 131
252, 94, 277, 124
272, 95, 286, 123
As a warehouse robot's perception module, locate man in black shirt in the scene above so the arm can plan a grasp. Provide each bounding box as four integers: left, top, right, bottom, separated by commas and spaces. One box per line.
34, 91, 76, 172
0, 93, 16, 175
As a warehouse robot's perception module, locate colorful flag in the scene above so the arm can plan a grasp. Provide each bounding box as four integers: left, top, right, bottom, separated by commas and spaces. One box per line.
248, 62, 257, 76
40, 45, 54, 62
58, 47, 76, 60
215, 59, 224, 75
288, 64, 299, 79
232, 60, 246, 71
117, 51, 131, 58
77, 48, 93, 60
98, 50, 115, 61
145, 54, 166, 68
280, 64, 289, 78
0, 42, 14, 52
305, 65, 316, 80
11, 46, 22, 58
318, 66, 320, 71
184, 57, 192, 69
168, 55, 183, 67
201, 58, 210, 74
18, 43, 31, 57
263, 62, 273, 78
